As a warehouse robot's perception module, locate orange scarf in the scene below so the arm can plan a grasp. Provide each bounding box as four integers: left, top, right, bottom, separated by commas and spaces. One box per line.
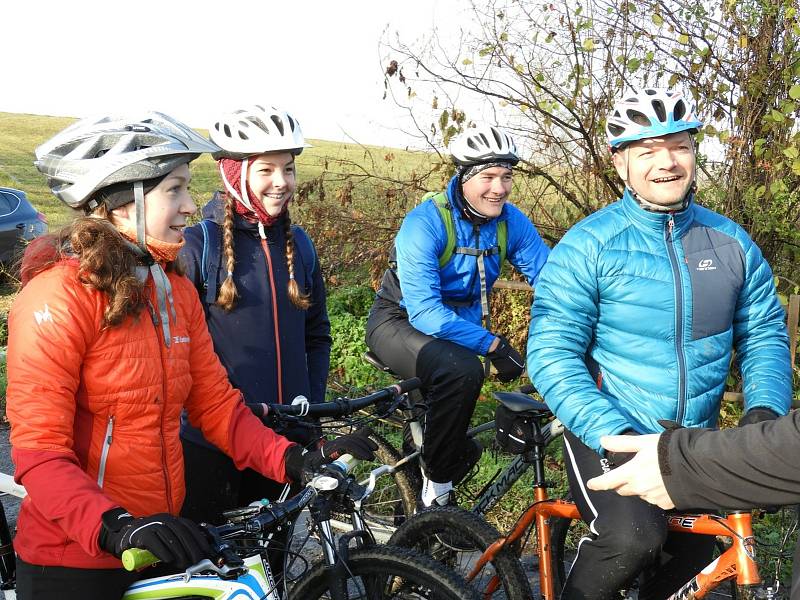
117, 226, 185, 263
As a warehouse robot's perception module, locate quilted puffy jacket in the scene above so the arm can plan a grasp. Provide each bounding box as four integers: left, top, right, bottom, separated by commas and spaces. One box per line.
375, 175, 550, 355
8, 258, 294, 569
527, 190, 791, 453
179, 195, 331, 450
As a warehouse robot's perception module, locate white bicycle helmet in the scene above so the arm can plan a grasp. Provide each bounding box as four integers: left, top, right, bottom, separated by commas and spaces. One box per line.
449, 124, 520, 167
606, 88, 703, 150
35, 112, 219, 210
209, 105, 310, 159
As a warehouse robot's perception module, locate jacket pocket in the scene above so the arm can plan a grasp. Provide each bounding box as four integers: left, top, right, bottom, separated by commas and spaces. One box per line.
97, 415, 114, 488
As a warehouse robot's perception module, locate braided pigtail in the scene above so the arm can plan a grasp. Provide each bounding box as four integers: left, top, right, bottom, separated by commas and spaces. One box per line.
284, 210, 312, 310
215, 193, 239, 311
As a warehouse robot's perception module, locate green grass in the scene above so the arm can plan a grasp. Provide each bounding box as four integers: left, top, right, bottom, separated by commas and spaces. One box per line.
0, 111, 439, 231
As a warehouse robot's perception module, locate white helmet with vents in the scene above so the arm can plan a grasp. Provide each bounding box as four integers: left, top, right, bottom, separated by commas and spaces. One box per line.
449, 124, 520, 167
209, 105, 311, 159
606, 88, 703, 150
35, 112, 218, 210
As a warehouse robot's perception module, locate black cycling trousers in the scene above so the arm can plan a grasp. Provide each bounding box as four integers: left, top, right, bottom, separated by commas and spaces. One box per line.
561, 428, 715, 600
16, 557, 140, 600
365, 305, 484, 482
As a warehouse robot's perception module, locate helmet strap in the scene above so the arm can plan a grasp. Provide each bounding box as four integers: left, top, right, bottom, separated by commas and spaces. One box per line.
124, 185, 177, 349
457, 184, 492, 225
134, 181, 147, 250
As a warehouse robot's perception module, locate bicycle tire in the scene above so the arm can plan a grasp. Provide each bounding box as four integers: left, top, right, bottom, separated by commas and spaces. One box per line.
289, 544, 480, 600
549, 498, 739, 599
388, 506, 531, 600
331, 430, 419, 536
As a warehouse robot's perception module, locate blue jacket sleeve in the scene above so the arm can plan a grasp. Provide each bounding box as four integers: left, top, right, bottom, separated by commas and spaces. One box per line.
301, 234, 332, 405
733, 235, 792, 416
527, 228, 632, 453
505, 205, 550, 287
395, 205, 495, 355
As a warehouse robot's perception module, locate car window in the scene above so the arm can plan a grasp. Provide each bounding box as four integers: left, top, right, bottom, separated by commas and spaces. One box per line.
0, 190, 21, 216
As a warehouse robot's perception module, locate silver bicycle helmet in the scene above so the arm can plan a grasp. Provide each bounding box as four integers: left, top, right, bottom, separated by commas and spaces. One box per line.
449, 124, 520, 167
209, 105, 310, 160
34, 112, 219, 210
606, 88, 703, 150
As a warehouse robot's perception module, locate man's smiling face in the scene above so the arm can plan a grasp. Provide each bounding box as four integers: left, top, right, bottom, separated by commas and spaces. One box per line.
613, 131, 695, 207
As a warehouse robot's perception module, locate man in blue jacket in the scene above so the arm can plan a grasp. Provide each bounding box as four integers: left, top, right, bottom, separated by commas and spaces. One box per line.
367, 124, 550, 507
527, 87, 791, 599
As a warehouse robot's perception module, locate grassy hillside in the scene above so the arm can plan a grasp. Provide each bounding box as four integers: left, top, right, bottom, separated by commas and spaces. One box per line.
0, 111, 436, 230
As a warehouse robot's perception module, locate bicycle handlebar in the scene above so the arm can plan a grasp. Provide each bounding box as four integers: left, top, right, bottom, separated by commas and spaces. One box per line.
122, 454, 362, 572
250, 377, 421, 418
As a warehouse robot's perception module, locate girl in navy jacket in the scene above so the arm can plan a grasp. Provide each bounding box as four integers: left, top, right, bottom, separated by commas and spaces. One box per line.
179, 106, 331, 528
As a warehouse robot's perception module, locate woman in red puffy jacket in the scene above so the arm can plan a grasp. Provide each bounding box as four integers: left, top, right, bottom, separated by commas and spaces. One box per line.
7, 112, 374, 600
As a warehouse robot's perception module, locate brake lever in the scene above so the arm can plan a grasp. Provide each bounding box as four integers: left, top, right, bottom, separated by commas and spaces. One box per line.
183, 559, 248, 582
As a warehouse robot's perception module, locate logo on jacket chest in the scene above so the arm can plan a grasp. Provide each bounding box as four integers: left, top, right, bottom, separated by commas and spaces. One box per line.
695, 259, 716, 272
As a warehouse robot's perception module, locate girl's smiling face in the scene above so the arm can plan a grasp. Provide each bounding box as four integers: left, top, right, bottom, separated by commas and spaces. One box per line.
247, 152, 297, 217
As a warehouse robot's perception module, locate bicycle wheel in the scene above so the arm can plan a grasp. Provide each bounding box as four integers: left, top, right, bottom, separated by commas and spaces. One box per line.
330, 430, 419, 539
289, 545, 480, 600
388, 506, 531, 600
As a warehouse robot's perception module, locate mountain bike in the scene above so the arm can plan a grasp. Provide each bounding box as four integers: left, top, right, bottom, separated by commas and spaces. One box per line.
389, 391, 793, 600
0, 380, 480, 600
345, 351, 558, 538
119, 454, 479, 599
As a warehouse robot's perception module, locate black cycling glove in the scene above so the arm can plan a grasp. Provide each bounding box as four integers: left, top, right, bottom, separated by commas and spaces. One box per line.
284, 426, 378, 483
99, 507, 213, 570
487, 335, 525, 382
738, 407, 778, 427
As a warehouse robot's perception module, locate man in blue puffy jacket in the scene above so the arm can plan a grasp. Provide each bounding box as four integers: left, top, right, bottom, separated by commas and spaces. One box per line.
527, 87, 791, 599
367, 125, 550, 507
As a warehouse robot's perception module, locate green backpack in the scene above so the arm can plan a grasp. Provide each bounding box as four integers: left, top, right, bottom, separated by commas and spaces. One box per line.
424, 191, 507, 268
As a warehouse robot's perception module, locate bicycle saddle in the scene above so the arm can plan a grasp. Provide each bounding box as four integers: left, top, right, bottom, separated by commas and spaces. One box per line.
363, 351, 401, 378
494, 392, 551, 415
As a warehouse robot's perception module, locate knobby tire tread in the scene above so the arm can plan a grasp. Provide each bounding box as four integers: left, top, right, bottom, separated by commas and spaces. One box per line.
388, 506, 531, 600
288, 545, 480, 600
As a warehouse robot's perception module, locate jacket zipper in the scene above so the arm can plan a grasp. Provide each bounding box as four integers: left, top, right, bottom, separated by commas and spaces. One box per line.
665, 216, 687, 424
96, 415, 114, 488
153, 284, 173, 513
259, 226, 284, 404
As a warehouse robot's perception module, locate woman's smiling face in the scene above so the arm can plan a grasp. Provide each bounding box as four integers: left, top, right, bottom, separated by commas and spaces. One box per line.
247, 152, 297, 217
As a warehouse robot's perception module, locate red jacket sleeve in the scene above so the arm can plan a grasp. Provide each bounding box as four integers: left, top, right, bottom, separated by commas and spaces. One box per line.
8, 266, 117, 557
181, 280, 294, 482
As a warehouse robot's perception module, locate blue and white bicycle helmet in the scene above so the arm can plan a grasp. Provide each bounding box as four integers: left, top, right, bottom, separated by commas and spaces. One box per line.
449, 124, 520, 166
606, 88, 703, 150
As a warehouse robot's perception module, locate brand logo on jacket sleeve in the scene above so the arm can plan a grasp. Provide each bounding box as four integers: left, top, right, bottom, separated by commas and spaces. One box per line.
696, 259, 716, 271
34, 304, 53, 324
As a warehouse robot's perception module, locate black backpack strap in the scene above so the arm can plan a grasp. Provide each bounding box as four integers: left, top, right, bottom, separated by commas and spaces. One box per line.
199, 219, 222, 306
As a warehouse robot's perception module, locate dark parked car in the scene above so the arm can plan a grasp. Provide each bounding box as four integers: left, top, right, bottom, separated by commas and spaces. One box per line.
0, 187, 47, 266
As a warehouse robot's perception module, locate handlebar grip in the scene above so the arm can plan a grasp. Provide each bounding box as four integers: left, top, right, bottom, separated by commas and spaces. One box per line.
396, 377, 422, 394
329, 453, 357, 474
121, 548, 160, 571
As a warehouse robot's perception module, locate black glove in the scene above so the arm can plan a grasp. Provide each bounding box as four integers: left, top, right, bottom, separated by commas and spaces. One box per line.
98, 507, 212, 570
488, 335, 525, 382
605, 430, 639, 468
284, 426, 379, 482
738, 407, 778, 427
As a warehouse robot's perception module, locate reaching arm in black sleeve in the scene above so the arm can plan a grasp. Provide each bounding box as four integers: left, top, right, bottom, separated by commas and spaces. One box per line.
661, 410, 800, 511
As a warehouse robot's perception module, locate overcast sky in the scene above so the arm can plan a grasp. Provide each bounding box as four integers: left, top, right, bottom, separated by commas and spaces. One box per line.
1, 0, 469, 148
